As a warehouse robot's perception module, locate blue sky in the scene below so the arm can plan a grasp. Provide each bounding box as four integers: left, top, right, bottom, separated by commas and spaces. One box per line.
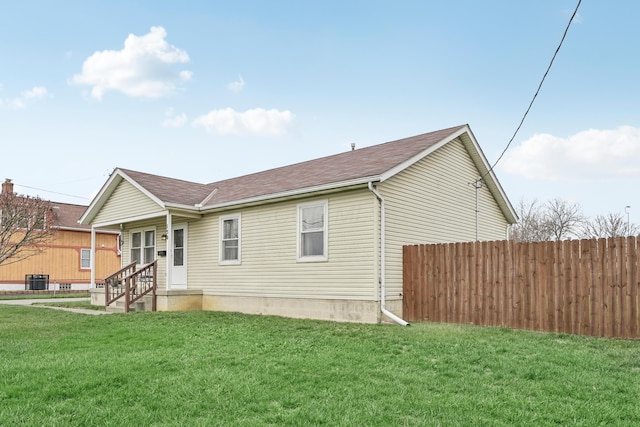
1, 1, 639, 226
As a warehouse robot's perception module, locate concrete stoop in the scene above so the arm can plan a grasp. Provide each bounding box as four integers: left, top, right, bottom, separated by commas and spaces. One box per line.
106, 294, 154, 313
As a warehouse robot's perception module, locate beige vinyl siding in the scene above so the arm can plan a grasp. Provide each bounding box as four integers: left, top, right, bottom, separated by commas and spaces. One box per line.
188, 189, 377, 300
93, 180, 163, 224
380, 137, 510, 298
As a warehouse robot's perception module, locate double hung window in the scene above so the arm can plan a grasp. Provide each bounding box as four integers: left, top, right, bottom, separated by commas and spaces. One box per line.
80, 248, 91, 269
298, 200, 328, 261
220, 214, 241, 264
131, 229, 155, 265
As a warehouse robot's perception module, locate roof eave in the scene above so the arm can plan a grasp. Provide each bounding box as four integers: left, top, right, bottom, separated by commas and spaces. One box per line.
79, 171, 122, 225
458, 129, 518, 224
200, 176, 380, 212
56, 226, 120, 234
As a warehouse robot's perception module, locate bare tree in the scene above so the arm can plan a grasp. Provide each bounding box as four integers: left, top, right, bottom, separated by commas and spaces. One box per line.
510, 198, 585, 242
510, 199, 552, 242
580, 212, 640, 239
0, 189, 57, 266
544, 198, 586, 240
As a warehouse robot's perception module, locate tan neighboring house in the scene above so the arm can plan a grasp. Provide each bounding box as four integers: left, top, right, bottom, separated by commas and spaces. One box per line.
80, 124, 517, 323
0, 179, 121, 291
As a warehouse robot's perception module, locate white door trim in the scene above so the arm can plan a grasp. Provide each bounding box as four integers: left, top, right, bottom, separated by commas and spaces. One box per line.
170, 222, 188, 289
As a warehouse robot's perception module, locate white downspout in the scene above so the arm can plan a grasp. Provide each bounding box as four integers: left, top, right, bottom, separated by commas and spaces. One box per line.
368, 182, 410, 326
166, 212, 172, 291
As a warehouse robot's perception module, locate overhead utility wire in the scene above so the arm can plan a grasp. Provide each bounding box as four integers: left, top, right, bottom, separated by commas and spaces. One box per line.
15, 184, 91, 200
480, 0, 582, 182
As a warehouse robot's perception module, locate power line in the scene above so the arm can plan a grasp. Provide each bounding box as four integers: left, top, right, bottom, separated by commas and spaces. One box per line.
15, 184, 91, 201
482, 0, 582, 182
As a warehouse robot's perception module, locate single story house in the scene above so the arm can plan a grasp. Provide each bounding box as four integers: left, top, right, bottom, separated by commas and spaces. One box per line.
80, 124, 517, 323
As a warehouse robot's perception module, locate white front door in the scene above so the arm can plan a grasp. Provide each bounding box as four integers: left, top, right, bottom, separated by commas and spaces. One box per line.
170, 223, 187, 288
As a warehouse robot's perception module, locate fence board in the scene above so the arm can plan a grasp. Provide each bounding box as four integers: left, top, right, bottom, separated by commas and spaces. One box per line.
597, 238, 607, 337
553, 241, 563, 333
403, 237, 640, 339
622, 238, 631, 339
629, 237, 637, 338
562, 240, 572, 334
608, 238, 617, 337
585, 239, 600, 334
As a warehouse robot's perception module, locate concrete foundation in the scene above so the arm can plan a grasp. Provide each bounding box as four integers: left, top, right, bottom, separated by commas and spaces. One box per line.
202, 294, 382, 323
156, 289, 203, 311
90, 287, 406, 324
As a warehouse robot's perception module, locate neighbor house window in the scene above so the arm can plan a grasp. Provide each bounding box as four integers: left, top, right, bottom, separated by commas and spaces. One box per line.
220, 214, 241, 264
298, 200, 328, 261
80, 248, 91, 269
130, 229, 155, 265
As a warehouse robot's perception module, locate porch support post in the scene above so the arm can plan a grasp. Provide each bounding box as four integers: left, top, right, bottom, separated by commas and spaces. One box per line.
90, 226, 96, 287
166, 212, 173, 291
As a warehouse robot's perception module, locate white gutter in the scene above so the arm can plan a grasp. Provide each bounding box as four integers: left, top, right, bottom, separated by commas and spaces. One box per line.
200, 176, 379, 212
368, 182, 410, 326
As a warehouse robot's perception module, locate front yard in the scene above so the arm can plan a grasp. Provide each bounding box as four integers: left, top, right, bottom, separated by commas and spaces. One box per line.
1, 306, 638, 426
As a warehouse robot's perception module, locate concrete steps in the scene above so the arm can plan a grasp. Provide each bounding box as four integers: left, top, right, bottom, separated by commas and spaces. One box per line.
106, 294, 154, 313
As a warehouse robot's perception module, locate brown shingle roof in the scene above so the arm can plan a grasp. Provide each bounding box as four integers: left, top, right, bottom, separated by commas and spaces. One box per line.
52, 202, 90, 229
120, 169, 215, 206
120, 125, 466, 208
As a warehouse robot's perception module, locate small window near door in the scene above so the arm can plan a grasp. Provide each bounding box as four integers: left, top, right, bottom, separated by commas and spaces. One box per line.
80, 248, 91, 269
144, 230, 155, 263
131, 229, 156, 265
219, 214, 241, 264
174, 228, 184, 266
131, 232, 142, 264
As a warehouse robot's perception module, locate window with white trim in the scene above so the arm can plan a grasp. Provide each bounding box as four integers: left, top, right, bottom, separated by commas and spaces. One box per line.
130, 229, 155, 265
220, 214, 241, 264
298, 200, 328, 261
80, 248, 91, 270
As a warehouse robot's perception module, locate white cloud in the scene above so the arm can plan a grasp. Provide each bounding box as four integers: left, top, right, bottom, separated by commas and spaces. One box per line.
161, 109, 188, 127
227, 75, 245, 92
0, 86, 51, 109
71, 26, 191, 100
193, 108, 294, 136
22, 86, 50, 99
500, 126, 640, 181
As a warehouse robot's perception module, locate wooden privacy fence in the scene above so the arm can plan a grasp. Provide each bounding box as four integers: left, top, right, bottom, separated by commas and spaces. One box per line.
403, 237, 639, 339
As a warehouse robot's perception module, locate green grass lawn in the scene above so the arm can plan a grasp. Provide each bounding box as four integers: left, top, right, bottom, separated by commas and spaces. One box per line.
0, 293, 90, 300
33, 300, 104, 311
1, 307, 639, 426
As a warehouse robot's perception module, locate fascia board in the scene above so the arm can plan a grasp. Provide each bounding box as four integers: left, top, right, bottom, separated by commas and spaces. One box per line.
379, 126, 469, 182
460, 129, 518, 224
163, 205, 203, 218
200, 176, 379, 213
92, 211, 168, 229
79, 170, 123, 225
55, 226, 119, 234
